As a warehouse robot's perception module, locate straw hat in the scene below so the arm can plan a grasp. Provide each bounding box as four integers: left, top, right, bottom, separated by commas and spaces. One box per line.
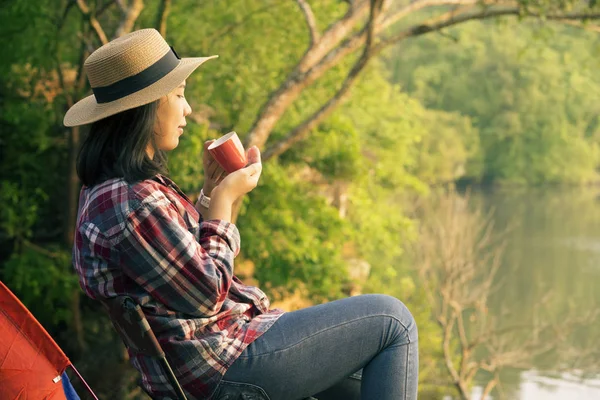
63, 28, 217, 127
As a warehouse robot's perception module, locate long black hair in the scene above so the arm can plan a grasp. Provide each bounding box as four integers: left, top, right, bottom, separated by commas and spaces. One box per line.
76, 100, 169, 187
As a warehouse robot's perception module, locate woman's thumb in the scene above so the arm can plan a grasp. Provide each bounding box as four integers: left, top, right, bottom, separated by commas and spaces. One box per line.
245, 162, 262, 177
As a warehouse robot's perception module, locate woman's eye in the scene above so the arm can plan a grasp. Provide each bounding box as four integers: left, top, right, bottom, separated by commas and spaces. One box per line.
177, 95, 185, 99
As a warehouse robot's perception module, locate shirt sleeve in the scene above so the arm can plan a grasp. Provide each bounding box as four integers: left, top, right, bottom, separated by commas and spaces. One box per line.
117, 195, 240, 317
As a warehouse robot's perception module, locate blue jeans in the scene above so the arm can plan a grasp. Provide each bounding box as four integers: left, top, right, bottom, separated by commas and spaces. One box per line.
217, 294, 419, 400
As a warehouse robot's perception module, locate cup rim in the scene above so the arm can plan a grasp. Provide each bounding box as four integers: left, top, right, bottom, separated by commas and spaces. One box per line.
208, 131, 237, 150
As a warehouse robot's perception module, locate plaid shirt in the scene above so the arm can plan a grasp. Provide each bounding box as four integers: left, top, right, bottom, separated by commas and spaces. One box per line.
73, 174, 284, 399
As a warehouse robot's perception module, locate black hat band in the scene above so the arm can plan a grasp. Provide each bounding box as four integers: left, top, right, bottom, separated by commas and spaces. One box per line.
93, 46, 180, 104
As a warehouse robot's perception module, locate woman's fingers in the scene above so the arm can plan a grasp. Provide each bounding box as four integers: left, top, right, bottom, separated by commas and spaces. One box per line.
203, 140, 216, 166
204, 139, 215, 150
211, 167, 225, 182
244, 146, 262, 179
204, 142, 261, 198
206, 160, 227, 187
246, 146, 261, 165
206, 158, 218, 174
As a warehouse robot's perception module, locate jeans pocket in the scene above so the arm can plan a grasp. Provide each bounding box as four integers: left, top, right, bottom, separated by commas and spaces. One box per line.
213, 379, 270, 400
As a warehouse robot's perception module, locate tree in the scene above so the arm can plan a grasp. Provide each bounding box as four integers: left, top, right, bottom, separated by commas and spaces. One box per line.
40, 0, 600, 227
234, 0, 600, 217
411, 188, 600, 399
386, 20, 600, 184
244, 0, 600, 158
7, 0, 596, 240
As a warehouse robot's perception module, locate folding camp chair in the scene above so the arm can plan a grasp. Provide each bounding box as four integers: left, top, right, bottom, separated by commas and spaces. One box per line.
100, 295, 188, 400
102, 295, 322, 400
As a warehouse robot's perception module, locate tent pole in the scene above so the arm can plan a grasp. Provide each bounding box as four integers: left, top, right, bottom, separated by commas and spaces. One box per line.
69, 364, 99, 400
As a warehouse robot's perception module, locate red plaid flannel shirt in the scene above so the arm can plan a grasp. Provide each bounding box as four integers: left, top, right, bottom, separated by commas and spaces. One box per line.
73, 174, 284, 399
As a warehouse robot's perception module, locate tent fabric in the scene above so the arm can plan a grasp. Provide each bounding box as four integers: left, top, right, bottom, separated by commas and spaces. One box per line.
0, 280, 70, 400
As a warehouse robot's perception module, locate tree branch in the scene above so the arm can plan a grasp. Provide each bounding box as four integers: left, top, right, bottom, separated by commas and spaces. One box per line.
481, 375, 499, 400
76, 0, 109, 45
270, 3, 600, 155
58, 0, 76, 30
296, 0, 370, 73
290, 0, 489, 94
456, 310, 471, 379
242, 1, 370, 151
115, 0, 127, 13
55, 1, 78, 106
377, 7, 600, 50
243, 0, 485, 152
561, 19, 600, 32
248, 0, 600, 160
366, 0, 385, 49
262, 0, 384, 160
300, 0, 484, 75
381, 0, 481, 29
261, 65, 361, 160
260, 0, 489, 159
206, 2, 286, 44
295, 0, 320, 45
443, 314, 470, 399
155, 0, 171, 37
114, 0, 144, 38
23, 240, 63, 259
96, 0, 116, 16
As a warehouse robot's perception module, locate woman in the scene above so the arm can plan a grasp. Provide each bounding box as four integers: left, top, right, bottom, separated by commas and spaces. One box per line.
66, 28, 418, 400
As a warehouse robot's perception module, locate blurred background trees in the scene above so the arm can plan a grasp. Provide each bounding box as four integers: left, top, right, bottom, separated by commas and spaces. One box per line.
1, 0, 599, 398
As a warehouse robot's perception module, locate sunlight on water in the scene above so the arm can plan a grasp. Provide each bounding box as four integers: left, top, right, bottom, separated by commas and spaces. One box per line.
468, 371, 600, 400
470, 187, 600, 400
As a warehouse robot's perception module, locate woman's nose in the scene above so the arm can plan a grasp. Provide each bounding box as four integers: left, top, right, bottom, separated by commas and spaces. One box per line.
184, 100, 192, 116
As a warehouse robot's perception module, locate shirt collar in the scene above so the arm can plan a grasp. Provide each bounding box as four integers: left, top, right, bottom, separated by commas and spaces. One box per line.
152, 174, 194, 205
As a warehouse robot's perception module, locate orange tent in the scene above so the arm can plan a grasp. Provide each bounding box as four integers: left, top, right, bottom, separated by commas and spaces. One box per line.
0, 280, 97, 399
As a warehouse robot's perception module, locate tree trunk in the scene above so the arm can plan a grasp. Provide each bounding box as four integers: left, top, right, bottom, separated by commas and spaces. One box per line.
64, 125, 80, 247
71, 288, 86, 355
156, 0, 172, 36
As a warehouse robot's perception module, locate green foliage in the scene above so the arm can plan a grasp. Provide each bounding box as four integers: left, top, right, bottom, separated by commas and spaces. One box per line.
387, 20, 600, 185
286, 114, 365, 182
2, 246, 79, 327
0, 181, 47, 241
411, 110, 482, 184
151, 0, 311, 132
238, 161, 352, 300
334, 66, 421, 262
168, 123, 214, 193
0, 81, 69, 244
0, 0, 64, 74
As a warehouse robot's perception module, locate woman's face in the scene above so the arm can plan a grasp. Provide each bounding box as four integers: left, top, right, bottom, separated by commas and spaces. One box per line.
152, 81, 192, 154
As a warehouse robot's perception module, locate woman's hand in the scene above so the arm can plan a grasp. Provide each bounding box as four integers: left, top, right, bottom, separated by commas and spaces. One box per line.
202, 140, 226, 197
213, 145, 262, 203
204, 146, 262, 222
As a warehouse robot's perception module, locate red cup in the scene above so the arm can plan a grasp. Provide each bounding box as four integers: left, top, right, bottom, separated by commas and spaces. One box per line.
207, 132, 247, 173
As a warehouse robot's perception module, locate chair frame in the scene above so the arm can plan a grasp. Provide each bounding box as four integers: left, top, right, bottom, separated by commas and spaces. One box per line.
100, 296, 187, 400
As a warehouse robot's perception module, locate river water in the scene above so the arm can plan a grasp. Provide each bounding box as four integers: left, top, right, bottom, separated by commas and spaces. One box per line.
466, 187, 600, 399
